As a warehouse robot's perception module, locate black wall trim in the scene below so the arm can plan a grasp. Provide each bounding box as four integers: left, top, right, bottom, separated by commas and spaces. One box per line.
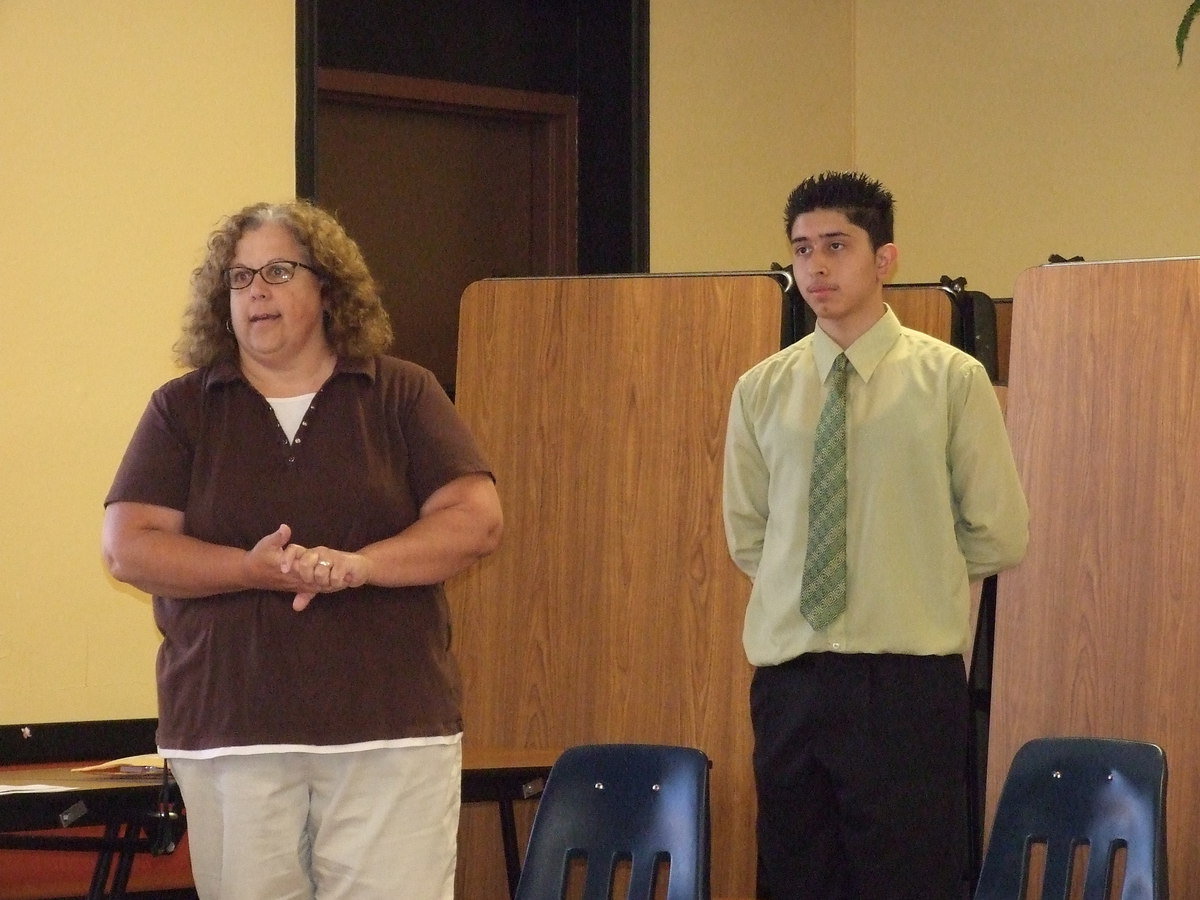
630, 0, 650, 272
295, 0, 318, 199
0, 719, 158, 766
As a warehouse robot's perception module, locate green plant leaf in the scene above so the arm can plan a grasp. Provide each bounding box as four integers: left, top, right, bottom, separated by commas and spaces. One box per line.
1177, 0, 1200, 64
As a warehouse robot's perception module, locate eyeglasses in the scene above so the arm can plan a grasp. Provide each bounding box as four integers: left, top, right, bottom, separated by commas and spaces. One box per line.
223, 260, 320, 290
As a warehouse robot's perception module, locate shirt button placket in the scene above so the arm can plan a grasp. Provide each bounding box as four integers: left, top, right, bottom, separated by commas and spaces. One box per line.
288, 395, 317, 464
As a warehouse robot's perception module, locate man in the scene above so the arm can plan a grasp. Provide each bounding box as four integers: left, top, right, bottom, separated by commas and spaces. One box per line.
723, 171, 1028, 898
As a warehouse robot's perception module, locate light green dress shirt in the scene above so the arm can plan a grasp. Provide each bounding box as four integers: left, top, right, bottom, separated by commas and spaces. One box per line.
723, 306, 1028, 665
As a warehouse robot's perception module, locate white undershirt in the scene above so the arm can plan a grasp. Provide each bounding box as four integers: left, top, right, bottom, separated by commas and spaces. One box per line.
265, 392, 316, 443
159, 732, 462, 760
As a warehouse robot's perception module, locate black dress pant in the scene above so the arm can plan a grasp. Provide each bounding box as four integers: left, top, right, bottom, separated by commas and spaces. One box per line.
751, 652, 969, 900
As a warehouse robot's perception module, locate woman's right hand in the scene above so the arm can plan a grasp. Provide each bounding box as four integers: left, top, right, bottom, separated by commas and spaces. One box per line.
243, 523, 299, 588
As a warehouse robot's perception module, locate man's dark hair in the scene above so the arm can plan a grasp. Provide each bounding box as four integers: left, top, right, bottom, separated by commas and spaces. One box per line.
783, 171, 895, 249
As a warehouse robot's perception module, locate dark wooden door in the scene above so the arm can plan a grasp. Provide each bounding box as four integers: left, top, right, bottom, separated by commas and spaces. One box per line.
316, 69, 576, 391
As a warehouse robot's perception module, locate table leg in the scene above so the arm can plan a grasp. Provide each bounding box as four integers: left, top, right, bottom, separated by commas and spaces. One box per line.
110, 820, 143, 899
86, 821, 119, 900
498, 798, 521, 898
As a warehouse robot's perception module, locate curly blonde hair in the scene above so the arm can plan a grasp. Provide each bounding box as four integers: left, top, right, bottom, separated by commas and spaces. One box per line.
175, 200, 393, 368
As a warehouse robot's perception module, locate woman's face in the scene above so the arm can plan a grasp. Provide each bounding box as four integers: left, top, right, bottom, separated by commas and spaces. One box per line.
228, 221, 330, 369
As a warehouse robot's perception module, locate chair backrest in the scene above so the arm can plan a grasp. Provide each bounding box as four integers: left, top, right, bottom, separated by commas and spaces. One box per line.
513, 743, 710, 900
975, 737, 1168, 899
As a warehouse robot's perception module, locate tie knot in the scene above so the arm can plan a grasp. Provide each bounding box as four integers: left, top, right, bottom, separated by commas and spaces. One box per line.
830, 353, 850, 391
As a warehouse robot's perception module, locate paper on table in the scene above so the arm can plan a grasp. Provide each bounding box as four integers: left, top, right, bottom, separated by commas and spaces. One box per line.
0, 783, 73, 794
71, 753, 165, 774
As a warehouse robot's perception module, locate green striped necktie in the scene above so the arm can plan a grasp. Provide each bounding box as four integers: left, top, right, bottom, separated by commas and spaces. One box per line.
799, 353, 850, 630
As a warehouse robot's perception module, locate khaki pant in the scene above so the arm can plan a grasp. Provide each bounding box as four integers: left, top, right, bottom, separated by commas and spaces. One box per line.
171, 742, 461, 900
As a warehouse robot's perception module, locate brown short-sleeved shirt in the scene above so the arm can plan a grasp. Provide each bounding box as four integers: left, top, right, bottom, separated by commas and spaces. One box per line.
106, 356, 491, 752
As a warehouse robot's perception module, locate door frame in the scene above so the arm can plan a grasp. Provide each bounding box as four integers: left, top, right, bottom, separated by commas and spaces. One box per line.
314, 68, 578, 276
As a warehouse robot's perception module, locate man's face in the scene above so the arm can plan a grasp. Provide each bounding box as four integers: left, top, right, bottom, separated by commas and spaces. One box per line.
790, 208, 893, 327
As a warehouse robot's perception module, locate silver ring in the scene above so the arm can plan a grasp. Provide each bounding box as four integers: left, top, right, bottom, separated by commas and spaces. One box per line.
316, 559, 332, 568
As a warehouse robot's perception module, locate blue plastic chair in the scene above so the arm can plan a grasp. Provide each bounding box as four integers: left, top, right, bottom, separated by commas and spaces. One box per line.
975, 737, 1168, 899
513, 743, 710, 900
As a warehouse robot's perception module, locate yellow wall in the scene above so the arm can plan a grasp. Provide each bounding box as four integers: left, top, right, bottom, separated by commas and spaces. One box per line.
0, 1, 295, 723
649, 0, 855, 273
857, 0, 1200, 297
7, 0, 1199, 724
651, 0, 1200, 297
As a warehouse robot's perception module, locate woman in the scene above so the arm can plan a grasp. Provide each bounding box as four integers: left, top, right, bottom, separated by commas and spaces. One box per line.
102, 199, 503, 900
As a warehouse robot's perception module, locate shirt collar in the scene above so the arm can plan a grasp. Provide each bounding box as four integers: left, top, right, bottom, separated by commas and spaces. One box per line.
201, 355, 376, 390
811, 305, 903, 384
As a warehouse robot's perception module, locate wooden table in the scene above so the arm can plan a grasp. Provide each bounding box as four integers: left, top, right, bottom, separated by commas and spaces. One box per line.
462, 746, 560, 897
0, 766, 180, 899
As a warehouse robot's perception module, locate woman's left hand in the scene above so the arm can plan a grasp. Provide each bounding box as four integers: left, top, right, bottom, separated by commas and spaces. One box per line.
280, 544, 372, 611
